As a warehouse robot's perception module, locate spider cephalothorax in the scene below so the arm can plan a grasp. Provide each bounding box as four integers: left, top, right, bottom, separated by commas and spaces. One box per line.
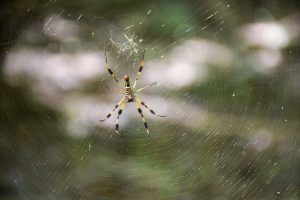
100, 50, 166, 134
123, 74, 134, 102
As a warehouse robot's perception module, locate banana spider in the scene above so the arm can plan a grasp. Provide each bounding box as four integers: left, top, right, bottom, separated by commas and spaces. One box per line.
100, 50, 166, 134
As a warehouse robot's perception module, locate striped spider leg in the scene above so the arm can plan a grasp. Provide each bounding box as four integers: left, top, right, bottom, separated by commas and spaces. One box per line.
133, 96, 166, 135
100, 50, 166, 134
132, 49, 145, 89
104, 51, 124, 88
99, 97, 125, 122
134, 96, 167, 118
115, 99, 127, 134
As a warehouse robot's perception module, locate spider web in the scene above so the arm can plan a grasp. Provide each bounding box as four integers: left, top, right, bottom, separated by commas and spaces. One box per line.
1, 0, 300, 199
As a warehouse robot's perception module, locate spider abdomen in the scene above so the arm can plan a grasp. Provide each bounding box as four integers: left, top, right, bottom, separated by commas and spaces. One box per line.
124, 86, 134, 103
125, 94, 134, 102
127, 98, 134, 102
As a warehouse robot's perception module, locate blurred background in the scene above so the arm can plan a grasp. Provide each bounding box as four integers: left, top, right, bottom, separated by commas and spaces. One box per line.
1, 0, 300, 199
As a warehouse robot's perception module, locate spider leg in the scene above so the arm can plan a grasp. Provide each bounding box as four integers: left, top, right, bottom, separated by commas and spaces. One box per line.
133, 99, 149, 135
104, 52, 121, 85
100, 97, 125, 122
133, 49, 145, 89
135, 97, 167, 117
135, 82, 157, 93
115, 100, 127, 134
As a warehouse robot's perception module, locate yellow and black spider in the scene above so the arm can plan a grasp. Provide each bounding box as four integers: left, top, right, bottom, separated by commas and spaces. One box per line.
100, 50, 166, 134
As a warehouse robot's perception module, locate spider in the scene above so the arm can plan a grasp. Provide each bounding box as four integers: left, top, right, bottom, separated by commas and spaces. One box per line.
100, 50, 166, 134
